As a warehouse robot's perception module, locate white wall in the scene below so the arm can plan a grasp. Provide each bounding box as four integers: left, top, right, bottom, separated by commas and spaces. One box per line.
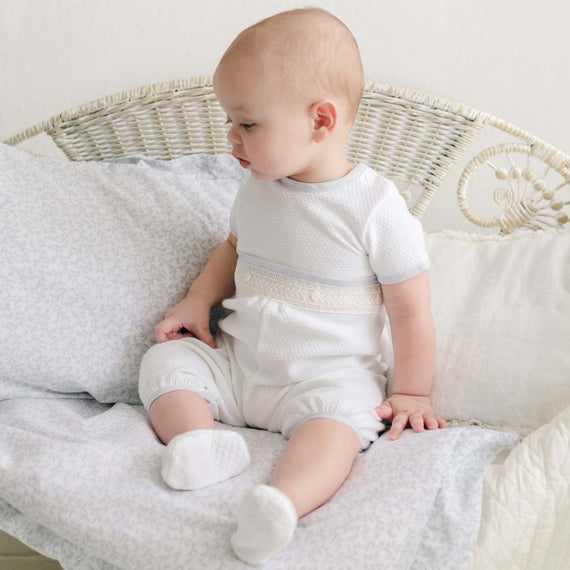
1, 0, 569, 153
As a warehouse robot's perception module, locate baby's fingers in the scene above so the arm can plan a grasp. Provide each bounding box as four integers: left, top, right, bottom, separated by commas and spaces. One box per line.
389, 413, 448, 440
409, 413, 426, 433
154, 317, 192, 343
425, 416, 440, 430
436, 416, 449, 429
193, 324, 218, 349
411, 413, 449, 433
376, 401, 394, 422
155, 319, 180, 343
388, 412, 410, 440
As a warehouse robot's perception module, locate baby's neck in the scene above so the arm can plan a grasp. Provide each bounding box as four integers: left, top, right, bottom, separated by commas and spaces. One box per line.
288, 156, 353, 184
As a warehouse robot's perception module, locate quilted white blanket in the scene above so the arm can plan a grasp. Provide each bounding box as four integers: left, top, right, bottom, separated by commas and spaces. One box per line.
470, 405, 570, 570
0, 398, 518, 570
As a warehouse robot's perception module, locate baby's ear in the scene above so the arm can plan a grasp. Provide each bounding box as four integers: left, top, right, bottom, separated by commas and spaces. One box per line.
309, 101, 338, 142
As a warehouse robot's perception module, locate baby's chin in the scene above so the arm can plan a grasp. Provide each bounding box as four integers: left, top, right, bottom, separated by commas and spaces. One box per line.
235, 159, 270, 180
249, 169, 279, 181
245, 162, 291, 181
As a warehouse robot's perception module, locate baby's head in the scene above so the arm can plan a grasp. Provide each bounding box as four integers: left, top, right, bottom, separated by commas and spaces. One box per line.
213, 8, 364, 182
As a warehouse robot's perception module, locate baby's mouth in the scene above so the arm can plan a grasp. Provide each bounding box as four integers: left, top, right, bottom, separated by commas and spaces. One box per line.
232, 152, 250, 170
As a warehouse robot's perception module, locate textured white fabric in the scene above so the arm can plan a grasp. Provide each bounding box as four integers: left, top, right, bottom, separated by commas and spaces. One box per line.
0, 398, 518, 569
231, 485, 298, 565
424, 229, 570, 432
139, 164, 429, 450
138, 336, 245, 425
161, 429, 250, 490
230, 165, 430, 285
139, 333, 386, 450
0, 144, 243, 403
470, 404, 570, 570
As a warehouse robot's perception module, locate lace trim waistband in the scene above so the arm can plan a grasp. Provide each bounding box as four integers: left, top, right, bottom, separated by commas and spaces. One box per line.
234, 260, 382, 314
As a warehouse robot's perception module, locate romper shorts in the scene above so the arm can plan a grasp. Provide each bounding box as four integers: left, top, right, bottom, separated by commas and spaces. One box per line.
139, 259, 387, 450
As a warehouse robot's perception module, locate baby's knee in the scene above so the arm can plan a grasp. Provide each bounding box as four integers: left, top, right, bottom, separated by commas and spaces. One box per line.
278, 393, 384, 451
138, 341, 179, 389
139, 338, 212, 382
138, 339, 212, 410
139, 341, 168, 373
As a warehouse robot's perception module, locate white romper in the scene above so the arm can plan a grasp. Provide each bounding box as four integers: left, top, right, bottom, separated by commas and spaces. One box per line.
139, 164, 430, 449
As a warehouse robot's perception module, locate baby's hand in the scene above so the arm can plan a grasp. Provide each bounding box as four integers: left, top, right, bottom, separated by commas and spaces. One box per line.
154, 294, 217, 348
376, 394, 448, 441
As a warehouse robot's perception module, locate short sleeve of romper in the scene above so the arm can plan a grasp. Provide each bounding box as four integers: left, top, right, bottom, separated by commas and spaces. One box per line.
363, 178, 430, 284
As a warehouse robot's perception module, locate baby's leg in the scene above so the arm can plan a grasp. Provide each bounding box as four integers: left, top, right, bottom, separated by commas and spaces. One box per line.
150, 390, 215, 444
150, 391, 249, 490
271, 418, 360, 516
231, 418, 360, 564
139, 340, 250, 490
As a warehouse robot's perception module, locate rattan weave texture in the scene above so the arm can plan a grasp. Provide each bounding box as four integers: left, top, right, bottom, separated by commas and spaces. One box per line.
5, 78, 569, 230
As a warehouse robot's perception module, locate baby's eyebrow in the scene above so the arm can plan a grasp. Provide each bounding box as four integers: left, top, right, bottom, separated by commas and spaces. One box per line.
227, 103, 255, 115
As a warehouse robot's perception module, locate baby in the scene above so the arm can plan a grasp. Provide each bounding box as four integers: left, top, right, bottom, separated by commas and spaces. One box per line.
139, 8, 447, 565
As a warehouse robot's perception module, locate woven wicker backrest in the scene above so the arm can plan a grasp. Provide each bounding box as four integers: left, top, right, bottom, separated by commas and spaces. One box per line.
348, 85, 484, 215
5, 77, 569, 231
16, 79, 232, 162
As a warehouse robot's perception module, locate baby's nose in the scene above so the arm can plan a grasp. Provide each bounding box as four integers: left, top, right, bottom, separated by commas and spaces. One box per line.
227, 125, 241, 145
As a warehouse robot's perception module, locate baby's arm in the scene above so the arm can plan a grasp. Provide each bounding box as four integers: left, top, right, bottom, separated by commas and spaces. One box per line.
154, 234, 238, 347
376, 271, 448, 440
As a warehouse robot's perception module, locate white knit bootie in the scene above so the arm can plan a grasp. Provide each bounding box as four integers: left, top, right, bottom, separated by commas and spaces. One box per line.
161, 429, 250, 490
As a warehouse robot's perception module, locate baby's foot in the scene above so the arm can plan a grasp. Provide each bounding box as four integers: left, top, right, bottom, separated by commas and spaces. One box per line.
161, 429, 250, 490
231, 485, 298, 565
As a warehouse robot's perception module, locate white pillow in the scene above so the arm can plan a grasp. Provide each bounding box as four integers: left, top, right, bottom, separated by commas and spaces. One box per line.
0, 144, 244, 403
425, 229, 570, 432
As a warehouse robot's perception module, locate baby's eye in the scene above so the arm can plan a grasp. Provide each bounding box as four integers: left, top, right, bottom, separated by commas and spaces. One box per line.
224, 118, 254, 131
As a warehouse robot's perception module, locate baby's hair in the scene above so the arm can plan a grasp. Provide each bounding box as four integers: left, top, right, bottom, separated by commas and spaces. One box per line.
221, 8, 364, 124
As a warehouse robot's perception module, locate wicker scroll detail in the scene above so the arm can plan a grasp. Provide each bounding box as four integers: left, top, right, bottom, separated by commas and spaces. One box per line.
458, 142, 570, 233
